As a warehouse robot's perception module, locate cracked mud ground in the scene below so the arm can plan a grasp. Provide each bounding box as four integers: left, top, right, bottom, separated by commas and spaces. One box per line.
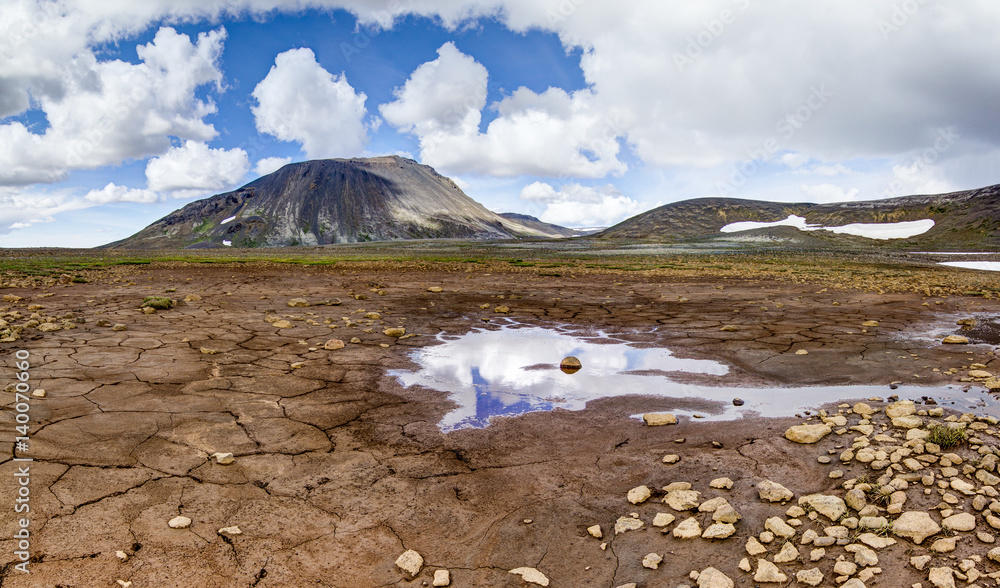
2, 261, 1000, 587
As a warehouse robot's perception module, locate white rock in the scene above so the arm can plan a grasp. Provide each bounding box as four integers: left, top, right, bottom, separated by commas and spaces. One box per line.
702, 523, 736, 539
168, 516, 191, 529
697, 567, 734, 588
509, 567, 550, 586
652, 513, 675, 527
738, 557, 752, 572
587, 524, 603, 538
710, 477, 734, 489
114, 550, 128, 561
892, 511, 941, 544
217, 526, 242, 536
642, 553, 663, 569
433, 569, 451, 587
614, 516, 644, 534
928, 566, 956, 588
773, 542, 799, 563
396, 550, 423, 577
785, 424, 832, 443
643, 413, 677, 426
754, 559, 788, 583
627, 485, 652, 504
664, 489, 701, 511
858, 533, 896, 549
942, 512, 976, 532
911, 554, 932, 570
886, 400, 917, 417
212, 452, 235, 465
796, 568, 824, 587
673, 517, 703, 539
764, 516, 795, 538
799, 494, 848, 521
757, 480, 794, 502
746, 536, 768, 556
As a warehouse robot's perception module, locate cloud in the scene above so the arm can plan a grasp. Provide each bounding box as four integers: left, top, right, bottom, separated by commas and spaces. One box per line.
146, 140, 250, 196
519, 182, 644, 227
254, 156, 293, 176
251, 47, 369, 159
84, 183, 160, 204
0, 26, 226, 186
380, 43, 627, 178
0, 186, 88, 233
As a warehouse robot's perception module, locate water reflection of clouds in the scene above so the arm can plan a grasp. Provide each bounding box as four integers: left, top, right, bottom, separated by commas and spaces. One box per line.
391, 323, 729, 431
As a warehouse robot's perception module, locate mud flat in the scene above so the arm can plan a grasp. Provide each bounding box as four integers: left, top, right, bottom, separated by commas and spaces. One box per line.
3, 257, 1000, 586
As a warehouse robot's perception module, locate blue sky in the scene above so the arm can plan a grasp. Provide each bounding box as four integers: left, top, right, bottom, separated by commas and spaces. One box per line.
2, 1, 999, 247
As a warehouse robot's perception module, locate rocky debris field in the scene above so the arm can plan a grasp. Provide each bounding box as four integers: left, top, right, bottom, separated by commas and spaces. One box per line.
3, 260, 1000, 586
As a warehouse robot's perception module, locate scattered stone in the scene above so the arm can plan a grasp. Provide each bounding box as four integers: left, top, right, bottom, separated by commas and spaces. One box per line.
662, 454, 680, 464
928, 566, 956, 588
560, 356, 582, 372
643, 413, 677, 426
587, 525, 603, 538
702, 522, 736, 539
641, 553, 662, 569
673, 517, 702, 539
433, 569, 451, 587
785, 424, 833, 444
652, 512, 676, 527
732, 397, 745, 406
764, 516, 795, 538
892, 511, 941, 544
383, 327, 406, 337
664, 489, 701, 511
212, 452, 235, 465
272, 319, 293, 329
757, 480, 794, 502
218, 526, 242, 536
184, 294, 201, 302
31, 389, 46, 398
324, 339, 346, 350
942, 335, 970, 344
494, 305, 510, 313
799, 494, 847, 521
745, 537, 768, 556
168, 516, 192, 529
287, 298, 310, 307
427, 287, 443, 293
115, 550, 128, 561
720, 325, 738, 332
696, 567, 734, 588
773, 541, 799, 563
754, 559, 788, 583
112, 323, 127, 331
396, 550, 424, 577
795, 349, 809, 355
627, 485, 652, 505
930, 536, 958, 553
796, 568, 824, 586
942, 512, 976, 532
614, 516, 644, 534
509, 567, 549, 586
911, 555, 932, 570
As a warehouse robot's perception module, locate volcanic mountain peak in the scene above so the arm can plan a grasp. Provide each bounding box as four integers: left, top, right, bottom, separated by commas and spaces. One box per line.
106, 156, 568, 249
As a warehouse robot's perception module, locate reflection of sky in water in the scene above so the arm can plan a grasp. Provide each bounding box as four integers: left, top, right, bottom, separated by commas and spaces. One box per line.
391, 322, 727, 431
392, 322, 1000, 431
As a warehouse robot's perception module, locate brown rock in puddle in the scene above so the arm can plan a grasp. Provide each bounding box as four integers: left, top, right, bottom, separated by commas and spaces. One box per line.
560, 356, 582, 374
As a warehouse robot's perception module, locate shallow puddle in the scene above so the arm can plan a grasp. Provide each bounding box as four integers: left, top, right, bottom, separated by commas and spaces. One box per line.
391, 321, 1000, 431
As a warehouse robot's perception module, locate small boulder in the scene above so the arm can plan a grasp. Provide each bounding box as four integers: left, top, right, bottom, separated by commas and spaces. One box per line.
942, 335, 969, 344
643, 413, 677, 426
892, 511, 941, 544
168, 516, 192, 529
627, 485, 652, 505
754, 559, 788, 583
696, 567, 734, 588
287, 298, 310, 307
757, 480, 794, 502
396, 550, 423, 577
785, 424, 832, 444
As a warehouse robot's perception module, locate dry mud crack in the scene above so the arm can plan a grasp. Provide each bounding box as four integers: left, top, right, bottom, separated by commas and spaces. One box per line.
3, 263, 1000, 586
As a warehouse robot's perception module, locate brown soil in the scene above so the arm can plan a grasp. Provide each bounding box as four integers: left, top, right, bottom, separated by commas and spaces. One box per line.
2, 262, 1000, 587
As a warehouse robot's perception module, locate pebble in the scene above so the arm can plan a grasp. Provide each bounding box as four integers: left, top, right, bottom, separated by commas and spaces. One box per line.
218, 526, 242, 536
509, 567, 549, 586
643, 413, 677, 426
395, 550, 423, 577
433, 569, 451, 586
168, 516, 191, 529
212, 452, 235, 465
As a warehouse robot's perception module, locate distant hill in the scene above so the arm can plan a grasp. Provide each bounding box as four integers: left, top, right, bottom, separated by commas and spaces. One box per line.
497, 213, 581, 238
104, 156, 568, 249
597, 183, 1000, 249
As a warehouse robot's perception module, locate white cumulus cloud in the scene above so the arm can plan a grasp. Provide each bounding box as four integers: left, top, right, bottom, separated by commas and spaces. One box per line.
381, 42, 628, 178
146, 140, 250, 196
519, 181, 644, 227
0, 26, 226, 186
84, 183, 159, 204
252, 47, 369, 159
799, 183, 860, 203
254, 156, 293, 176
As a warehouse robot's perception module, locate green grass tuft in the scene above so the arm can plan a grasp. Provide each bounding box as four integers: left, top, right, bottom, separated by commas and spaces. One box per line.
927, 424, 967, 448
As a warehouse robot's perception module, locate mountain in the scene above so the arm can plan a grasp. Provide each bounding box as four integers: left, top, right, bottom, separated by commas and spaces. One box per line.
497, 213, 582, 238
597, 183, 1000, 249
104, 156, 569, 249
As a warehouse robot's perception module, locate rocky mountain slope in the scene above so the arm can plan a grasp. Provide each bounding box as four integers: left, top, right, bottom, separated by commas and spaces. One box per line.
598, 183, 1000, 249
105, 156, 569, 249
